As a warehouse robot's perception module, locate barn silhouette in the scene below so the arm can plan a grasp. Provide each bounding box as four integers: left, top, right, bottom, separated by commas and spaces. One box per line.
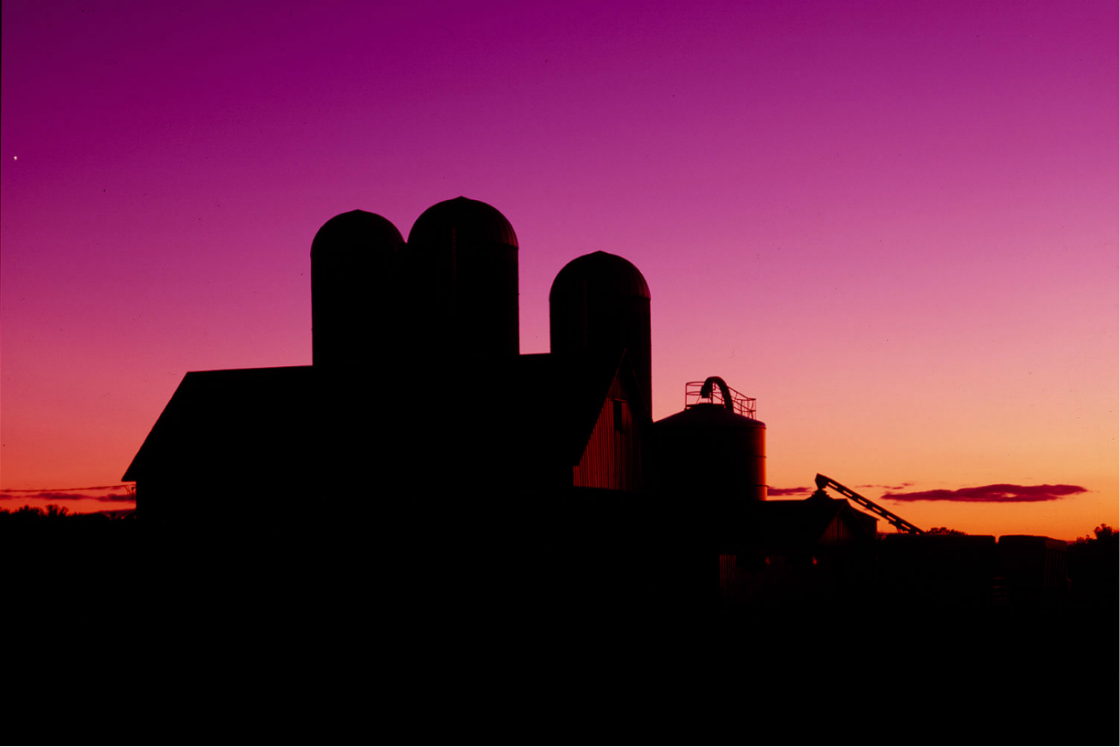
124, 198, 659, 513
120, 198, 902, 615
104, 199, 1116, 746
123, 197, 1072, 619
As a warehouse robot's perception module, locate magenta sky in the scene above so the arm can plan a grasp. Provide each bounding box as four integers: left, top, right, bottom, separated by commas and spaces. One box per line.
2, 0, 1116, 539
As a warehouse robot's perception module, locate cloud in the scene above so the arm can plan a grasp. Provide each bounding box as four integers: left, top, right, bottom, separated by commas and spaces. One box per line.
858, 482, 914, 492
769, 484, 914, 497
768, 486, 813, 496
1, 484, 130, 493
880, 484, 1087, 503
0, 486, 135, 503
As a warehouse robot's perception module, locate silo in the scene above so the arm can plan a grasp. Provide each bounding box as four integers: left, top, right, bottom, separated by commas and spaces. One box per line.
311, 210, 404, 371
652, 377, 766, 501
406, 197, 520, 361
549, 251, 652, 413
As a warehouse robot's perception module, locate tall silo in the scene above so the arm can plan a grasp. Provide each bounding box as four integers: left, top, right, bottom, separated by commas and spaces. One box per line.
406, 197, 520, 362
549, 251, 652, 413
311, 210, 405, 371
653, 377, 766, 501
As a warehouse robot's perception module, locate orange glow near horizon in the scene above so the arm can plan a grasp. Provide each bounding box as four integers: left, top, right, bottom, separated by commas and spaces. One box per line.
2, 1, 1116, 542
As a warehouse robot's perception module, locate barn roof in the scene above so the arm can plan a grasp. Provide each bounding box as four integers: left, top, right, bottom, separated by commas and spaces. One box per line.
507, 349, 644, 465
121, 366, 318, 483
122, 351, 641, 491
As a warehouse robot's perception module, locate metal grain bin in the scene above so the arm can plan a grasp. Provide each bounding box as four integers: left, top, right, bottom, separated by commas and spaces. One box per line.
653, 377, 766, 501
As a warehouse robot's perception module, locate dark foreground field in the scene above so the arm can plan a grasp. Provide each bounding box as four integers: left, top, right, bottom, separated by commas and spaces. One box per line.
4, 522, 1116, 745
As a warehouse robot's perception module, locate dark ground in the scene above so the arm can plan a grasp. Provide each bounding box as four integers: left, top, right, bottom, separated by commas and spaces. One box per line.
4, 521, 1116, 745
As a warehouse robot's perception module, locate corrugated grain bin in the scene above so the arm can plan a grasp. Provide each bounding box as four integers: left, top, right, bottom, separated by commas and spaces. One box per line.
653, 400, 766, 501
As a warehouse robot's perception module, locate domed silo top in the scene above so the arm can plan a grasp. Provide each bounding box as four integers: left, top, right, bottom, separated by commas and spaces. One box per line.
407, 196, 518, 248
549, 251, 650, 302
550, 250, 652, 412
311, 210, 404, 258
310, 210, 406, 370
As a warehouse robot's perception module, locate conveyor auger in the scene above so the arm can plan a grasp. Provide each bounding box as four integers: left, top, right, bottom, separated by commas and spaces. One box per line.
813, 474, 924, 534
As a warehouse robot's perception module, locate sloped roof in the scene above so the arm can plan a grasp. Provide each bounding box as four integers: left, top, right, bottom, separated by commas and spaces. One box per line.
122, 366, 318, 482
504, 349, 645, 466
122, 351, 640, 491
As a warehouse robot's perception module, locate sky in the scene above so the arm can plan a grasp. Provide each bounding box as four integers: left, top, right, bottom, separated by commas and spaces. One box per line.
1, 0, 1116, 540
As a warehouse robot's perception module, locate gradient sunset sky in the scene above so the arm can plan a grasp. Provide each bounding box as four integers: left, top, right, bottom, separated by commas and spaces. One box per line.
2, 0, 1116, 539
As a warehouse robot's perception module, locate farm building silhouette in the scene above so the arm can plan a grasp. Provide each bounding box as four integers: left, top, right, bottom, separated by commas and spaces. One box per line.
123, 199, 660, 505
4, 195, 1088, 747
122, 197, 1073, 615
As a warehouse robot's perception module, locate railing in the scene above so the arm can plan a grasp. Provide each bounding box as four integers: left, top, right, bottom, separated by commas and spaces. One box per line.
685, 377, 757, 419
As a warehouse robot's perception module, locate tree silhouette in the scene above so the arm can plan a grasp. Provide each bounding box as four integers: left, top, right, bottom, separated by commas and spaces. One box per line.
1074, 523, 1117, 545
0, 504, 124, 524
1067, 522, 1119, 611
44, 504, 69, 519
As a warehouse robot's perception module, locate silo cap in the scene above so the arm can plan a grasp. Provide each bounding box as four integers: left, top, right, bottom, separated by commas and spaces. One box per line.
550, 251, 650, 301
408, 197, 518, 249
311, 210, 404, 258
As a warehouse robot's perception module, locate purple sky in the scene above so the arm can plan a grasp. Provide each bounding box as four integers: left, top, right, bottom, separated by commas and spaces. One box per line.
2, 0, 1116, 538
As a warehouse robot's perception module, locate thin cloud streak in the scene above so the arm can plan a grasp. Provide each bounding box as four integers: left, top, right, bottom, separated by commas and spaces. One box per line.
881, 484, 1088, 503
770, 483, 915, 497
768, 486, 812, 496
0, 489, 135, 503
0, 484, 133, 493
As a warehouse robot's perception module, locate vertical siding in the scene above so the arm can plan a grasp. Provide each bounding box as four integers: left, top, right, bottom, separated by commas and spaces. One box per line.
719, 554, 738, 605
1043, 542, 1068, 594
820, 515, 851, 545
572, 375, 642, 491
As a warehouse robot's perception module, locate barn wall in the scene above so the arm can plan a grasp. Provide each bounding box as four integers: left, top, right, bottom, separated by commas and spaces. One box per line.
572, 374, 644, 492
